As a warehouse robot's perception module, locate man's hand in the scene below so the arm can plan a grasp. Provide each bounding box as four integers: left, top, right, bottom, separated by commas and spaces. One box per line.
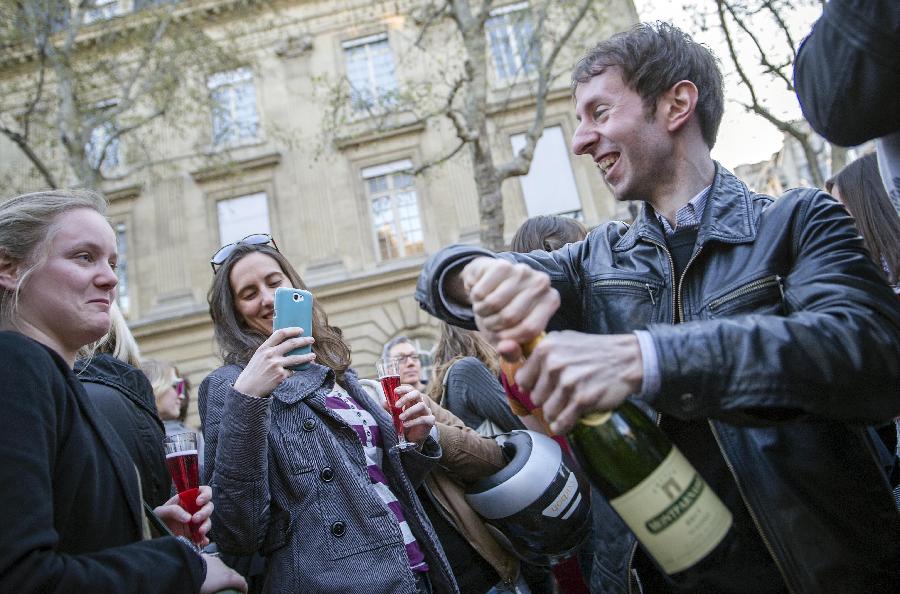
460, 257, 560, 359
515, 331, 644, 434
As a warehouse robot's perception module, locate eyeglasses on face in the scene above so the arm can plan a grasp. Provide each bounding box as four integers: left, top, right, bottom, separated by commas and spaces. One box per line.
391, 353, 421, 364
210, 233, 279, 273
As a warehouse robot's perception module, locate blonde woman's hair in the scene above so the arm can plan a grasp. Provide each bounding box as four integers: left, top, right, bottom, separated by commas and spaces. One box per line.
141, 358, 178, 411
0, 190, 108, 327
78, 303, 142, 367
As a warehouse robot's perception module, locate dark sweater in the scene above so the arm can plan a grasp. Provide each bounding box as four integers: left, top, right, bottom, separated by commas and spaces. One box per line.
0, 332, 205, 593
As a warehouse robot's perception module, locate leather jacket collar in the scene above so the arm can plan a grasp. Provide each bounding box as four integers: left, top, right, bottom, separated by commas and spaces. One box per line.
616, 163, 758, 252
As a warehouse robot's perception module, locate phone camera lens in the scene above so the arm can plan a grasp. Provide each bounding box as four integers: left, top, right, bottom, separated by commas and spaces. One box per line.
293, 293, 300, 302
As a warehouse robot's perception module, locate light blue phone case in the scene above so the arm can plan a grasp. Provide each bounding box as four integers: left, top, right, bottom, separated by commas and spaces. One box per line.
273, 287, 313, 370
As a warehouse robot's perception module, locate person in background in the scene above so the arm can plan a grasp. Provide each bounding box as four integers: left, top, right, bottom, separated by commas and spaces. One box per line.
508, 216, 592, 594
825, 152, 900, 292
144, 358, 206, 478
425, 323, 523, 435
383, 335, 428, 391
826, 152, 900, 508
201, 238, 456, 594
75, 303, 171, 508
0, 189, 245, 593
509, 215, 588, 255
378, 332, 527, 593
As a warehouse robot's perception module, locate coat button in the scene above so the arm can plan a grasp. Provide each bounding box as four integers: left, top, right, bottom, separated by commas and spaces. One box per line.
302, 418, 316, 432
331, 521, 346, 537
320, 467, 334, 482
680, 393, 696, 411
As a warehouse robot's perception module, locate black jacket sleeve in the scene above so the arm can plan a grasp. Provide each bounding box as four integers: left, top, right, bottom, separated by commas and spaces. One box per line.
794, 0, 900, 146
649, 190, 900, 425
0, 334, 205, 593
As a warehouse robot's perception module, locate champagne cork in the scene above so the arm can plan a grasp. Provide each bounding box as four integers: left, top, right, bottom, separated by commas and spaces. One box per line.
500, 332, 546, 384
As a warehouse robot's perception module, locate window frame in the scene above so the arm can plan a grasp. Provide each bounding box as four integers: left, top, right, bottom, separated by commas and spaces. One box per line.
485, 2, 538, 86
207, 67, 261, 149
362, 159, 425, 262
342, 32, 399, 113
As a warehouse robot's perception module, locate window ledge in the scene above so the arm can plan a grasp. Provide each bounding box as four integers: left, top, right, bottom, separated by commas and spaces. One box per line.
333, 112, 426, 151
190, 150, 281, 183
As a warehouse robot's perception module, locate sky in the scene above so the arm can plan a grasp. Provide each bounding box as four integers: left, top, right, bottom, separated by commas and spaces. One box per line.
631, 0, 823, 170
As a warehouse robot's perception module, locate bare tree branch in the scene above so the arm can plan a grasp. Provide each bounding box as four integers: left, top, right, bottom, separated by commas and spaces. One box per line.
497, 0, 592, 181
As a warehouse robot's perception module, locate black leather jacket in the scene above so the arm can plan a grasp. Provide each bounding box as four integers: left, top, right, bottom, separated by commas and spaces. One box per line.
416, 165, 900, 593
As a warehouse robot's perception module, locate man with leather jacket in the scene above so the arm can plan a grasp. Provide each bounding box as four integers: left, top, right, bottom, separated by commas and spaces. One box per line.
415, 22, 900, 593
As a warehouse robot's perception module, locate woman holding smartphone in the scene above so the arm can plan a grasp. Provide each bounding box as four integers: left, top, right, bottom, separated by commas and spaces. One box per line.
200, 238, 456, 594
0, 190, 246, 593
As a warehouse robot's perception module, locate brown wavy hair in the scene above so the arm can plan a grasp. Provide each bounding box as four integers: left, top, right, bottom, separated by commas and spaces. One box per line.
426, 322, 499, 403
826, 153, 900, 286
510, 215, 587, 253
207, 242, 351, 385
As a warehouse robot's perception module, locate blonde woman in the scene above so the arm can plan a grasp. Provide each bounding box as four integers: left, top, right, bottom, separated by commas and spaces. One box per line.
0, 189, 245, 593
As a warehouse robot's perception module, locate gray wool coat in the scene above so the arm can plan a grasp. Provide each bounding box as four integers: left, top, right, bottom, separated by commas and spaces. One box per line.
200, 362, 458, 594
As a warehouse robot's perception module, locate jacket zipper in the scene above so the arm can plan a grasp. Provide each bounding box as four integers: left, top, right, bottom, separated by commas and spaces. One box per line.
708, 275, 784, 311
592, 279, 658, 304
707, 422, 795, 593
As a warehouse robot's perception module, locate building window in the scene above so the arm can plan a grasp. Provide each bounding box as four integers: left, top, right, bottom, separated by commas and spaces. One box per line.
217, 192, 271, 246
114, 222, 130, 314
84, 0, 123, 24
208, 67, 260, 147
86, 100, 120, 172
510, 125, 582, 218
343, 33, 398, 112
486, 2, 537, 83
362, 160, 424, 261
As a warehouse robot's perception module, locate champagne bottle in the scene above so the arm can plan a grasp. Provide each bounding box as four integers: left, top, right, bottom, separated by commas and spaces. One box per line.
500, 335, 733, 576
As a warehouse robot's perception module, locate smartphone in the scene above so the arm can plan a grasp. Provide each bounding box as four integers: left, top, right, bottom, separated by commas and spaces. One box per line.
273, 287, 313, 370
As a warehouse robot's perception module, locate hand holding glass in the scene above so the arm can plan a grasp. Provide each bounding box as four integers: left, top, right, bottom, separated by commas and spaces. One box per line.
375, 358, 415, 450
163, 432, 203, 544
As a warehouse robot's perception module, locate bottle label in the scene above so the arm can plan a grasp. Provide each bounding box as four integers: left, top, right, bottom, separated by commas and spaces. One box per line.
609, 447, 732, 574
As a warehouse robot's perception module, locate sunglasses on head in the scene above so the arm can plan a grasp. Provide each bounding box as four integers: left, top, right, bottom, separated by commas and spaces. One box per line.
210, 233, 279, 273
172, 378, 185, 396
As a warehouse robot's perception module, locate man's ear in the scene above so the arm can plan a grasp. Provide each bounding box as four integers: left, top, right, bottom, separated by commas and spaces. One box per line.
663, 80, 699, 134
0, 254, 21, 291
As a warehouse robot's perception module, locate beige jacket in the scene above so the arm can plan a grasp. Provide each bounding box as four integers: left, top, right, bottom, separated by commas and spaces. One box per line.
425, 395, 521, 587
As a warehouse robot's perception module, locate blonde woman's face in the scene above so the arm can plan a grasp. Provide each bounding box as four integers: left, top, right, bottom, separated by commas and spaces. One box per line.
156, 372, 184, 421
8, 208, 117, 360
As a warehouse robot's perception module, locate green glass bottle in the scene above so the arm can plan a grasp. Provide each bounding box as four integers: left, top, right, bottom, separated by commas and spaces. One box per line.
569, 403, 732, 575
502, 335, 733, 576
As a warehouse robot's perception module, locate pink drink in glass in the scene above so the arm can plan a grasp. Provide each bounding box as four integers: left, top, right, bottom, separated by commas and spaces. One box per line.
163, 433, 202, 543
376, 358, 413, 449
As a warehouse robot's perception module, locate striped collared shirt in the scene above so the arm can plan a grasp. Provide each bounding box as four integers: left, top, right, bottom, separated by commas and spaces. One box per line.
656, 186, 710, 236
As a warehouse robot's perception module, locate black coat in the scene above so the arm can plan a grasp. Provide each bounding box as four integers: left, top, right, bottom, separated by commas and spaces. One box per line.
75, 353, 172, 507
0, 332, 205, 593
